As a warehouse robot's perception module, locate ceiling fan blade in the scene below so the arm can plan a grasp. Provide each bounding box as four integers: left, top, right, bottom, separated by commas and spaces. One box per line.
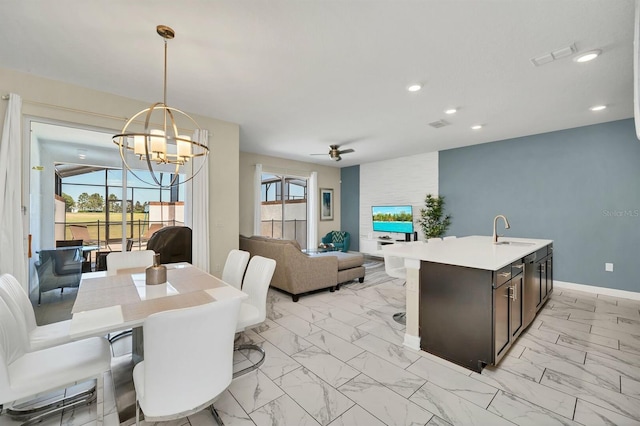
338, 149, 355, 154
335, 156, 342, 161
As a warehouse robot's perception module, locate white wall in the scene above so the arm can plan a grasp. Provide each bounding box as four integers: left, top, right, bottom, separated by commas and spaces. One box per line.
359, 152, 438, 242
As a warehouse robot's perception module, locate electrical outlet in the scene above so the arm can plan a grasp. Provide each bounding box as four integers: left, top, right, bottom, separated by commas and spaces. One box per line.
605, 263, 614, 272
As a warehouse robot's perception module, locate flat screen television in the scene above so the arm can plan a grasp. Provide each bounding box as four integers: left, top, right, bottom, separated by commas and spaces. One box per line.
372, 205, 414, 234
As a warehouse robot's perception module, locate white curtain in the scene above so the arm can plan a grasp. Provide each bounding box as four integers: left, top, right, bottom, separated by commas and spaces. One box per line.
188, 129, 210, 272
253, 163, 262, 236
0, 94, 27, 285
307, 171, 318, 250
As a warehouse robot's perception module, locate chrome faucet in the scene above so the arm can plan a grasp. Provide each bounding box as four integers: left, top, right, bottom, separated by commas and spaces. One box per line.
493, 215, 510, 244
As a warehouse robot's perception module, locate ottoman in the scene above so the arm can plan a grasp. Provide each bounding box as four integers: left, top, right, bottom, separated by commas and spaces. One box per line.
309, 251, 365, 289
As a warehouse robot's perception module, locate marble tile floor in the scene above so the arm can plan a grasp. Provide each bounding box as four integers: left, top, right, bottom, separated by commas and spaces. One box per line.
4, 269, 640, 426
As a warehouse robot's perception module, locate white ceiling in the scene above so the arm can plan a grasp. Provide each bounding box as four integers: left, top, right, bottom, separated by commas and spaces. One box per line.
1, 0, 636, 168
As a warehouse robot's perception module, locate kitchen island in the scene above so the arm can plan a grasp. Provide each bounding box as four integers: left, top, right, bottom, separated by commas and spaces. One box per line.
383, 235, 553, 372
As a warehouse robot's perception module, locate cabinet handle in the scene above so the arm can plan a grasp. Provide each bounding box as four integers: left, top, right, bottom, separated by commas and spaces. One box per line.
505, 285, 517, 300
499, 272, 511, 278
513, 263, 524, 270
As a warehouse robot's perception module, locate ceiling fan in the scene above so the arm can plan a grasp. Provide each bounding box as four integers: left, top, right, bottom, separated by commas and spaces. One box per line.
311, 144, 355, 161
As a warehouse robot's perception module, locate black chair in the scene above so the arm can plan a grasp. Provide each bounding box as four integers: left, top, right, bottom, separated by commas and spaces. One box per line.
146, 226, 192, 264
55, 239, 83, 248
95, 251, 111, 272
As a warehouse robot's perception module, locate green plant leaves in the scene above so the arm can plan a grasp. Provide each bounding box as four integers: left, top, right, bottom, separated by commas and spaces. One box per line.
417, 194, 452, 239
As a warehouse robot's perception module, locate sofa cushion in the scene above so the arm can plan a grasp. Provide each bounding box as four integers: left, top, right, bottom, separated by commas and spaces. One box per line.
309, 251, 364, 270
249, 236, 301, 251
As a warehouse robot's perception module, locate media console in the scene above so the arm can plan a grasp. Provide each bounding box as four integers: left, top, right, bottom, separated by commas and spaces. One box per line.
360, 237, 405, 256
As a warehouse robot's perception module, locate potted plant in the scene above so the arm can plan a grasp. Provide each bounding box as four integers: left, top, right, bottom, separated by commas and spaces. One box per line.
417, 194, 452, 239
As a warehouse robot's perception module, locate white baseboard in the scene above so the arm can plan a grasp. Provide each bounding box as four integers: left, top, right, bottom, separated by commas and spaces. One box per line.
554, 280, 640, 301
403, 334, 420, 351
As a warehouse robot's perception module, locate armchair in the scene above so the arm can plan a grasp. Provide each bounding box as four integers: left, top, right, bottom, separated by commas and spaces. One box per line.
34, 248, 83, 304
321, 230, 351, 252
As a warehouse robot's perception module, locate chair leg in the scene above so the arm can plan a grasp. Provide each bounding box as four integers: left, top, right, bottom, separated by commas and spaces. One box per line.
135, 399, 140, 426
108, 329, 132, 344
233, 344, 266, 378
393, 312, 406, 325
97, 373, 104, 425
210, 404, 225, 425
7, 382, 97, 424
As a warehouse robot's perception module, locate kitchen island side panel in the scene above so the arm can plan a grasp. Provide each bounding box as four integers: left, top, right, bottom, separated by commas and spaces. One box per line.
420, 261, 494, 372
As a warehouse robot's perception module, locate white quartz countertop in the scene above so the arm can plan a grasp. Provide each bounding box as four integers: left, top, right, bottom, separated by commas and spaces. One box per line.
383, 236, 552, 271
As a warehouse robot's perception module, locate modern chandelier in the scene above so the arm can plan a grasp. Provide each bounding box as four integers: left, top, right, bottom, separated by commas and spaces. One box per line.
113, 25, 209, 187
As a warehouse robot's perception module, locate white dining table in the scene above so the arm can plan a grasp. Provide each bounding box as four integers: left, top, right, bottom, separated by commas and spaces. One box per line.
70, 262, 248, 341
69, 262, 248, 423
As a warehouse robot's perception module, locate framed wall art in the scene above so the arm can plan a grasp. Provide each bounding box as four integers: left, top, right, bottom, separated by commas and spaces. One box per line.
320, 188, 333, 221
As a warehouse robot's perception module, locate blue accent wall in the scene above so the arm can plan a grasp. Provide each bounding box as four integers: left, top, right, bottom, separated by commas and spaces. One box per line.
341, 165, 360, 251
440, 119, 640, 292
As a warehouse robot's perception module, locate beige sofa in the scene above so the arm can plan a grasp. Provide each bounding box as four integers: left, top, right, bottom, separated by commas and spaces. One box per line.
239, 235, 365, 301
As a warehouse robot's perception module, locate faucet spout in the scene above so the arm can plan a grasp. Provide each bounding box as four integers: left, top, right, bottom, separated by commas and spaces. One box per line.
493, 215, 511, 244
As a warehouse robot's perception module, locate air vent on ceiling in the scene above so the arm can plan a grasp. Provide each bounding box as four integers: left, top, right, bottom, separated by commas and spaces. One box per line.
531, 43, 577, 67
428, 119, 450, 129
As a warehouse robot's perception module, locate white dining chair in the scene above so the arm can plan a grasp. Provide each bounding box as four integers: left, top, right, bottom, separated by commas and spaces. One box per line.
427, 237, 443, 242
383, 254, 407, 325
443, 236, 457, 240
0, 296, 111, 424
234, 256, 276, 377
107, 250, 155, 275
221, 249, 250, 289
133, 298, 241, 425
0, 273, 70, 351
105, 250, 156, 344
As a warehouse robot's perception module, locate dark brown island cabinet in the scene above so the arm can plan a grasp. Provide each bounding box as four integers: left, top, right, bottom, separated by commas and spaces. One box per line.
419, 243, 553, 372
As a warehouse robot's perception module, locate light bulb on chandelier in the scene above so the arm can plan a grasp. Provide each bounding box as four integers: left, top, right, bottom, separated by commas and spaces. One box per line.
113, 25, 209, 188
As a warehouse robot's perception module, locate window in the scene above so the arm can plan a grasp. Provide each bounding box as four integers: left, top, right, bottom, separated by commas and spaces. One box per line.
259, 173, 307, 248
57, 165, 185, 249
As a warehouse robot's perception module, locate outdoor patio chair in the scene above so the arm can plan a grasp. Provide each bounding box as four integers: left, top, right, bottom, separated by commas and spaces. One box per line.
69, 224, 102, 248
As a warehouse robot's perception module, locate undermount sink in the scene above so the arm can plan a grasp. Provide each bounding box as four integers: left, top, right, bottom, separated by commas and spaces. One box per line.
495, 241, 536, 247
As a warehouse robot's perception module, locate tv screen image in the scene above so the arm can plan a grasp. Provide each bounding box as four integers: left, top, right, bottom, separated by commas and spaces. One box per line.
372, 205, 414, 234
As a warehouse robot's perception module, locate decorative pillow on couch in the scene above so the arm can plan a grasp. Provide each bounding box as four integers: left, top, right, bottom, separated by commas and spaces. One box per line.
331, 231, 346, 243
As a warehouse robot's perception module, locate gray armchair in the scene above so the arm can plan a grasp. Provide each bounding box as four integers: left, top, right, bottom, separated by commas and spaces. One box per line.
34, 248, 83, 304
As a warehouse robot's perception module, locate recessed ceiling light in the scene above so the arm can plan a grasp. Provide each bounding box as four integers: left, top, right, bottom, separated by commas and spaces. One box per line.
574, 50, 601, 63
590, 105, 607, 111
77, 149, 87, 159
471, 125, 483, 130
444, 108, 457, 115
407, 84, 422, 92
